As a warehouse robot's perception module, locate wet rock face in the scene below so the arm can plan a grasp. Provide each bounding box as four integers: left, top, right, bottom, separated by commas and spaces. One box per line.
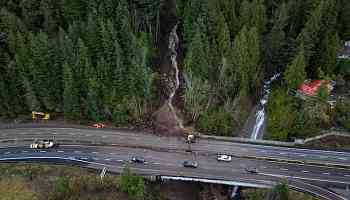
153, 24, 184, 136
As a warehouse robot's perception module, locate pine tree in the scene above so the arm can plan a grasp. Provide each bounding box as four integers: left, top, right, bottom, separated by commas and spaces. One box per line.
316, 31, 340, 76
184, 18, 210, 80
216, 12, 231, 57
284, 47, 306, 89
30, 31, 55, 110
63, 62, 80, 120
233, 26, 261, 95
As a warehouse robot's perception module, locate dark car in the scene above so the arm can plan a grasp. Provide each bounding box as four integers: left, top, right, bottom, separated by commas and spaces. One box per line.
245, 167, 259, 174
131, 156, 145, 163
183, 160, 198, 168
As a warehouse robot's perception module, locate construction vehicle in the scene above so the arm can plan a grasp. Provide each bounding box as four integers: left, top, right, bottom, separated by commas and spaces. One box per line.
93, 123, 106, 128
32, 111, 50, 120
187, 134, 196, 143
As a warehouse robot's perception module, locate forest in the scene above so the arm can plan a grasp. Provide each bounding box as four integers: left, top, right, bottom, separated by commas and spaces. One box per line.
0, 0, 349, 140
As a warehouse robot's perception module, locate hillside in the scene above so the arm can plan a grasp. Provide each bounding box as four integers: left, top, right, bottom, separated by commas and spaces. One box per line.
0, 0, 349, 139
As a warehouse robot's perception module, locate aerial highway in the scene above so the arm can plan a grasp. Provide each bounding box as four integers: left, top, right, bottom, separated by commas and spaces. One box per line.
0, 125, 349, 200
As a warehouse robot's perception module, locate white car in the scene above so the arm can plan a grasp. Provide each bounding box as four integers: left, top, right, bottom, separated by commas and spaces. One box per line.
30, 140, 56, 149
217, 154, 232, 162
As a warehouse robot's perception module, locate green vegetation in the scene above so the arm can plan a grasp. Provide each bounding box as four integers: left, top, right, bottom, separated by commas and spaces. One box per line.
246, 183, 317, 200
0, 164, 155, 200
0, 0, 158, 125
0, 0, 350, 137
120, 167, 145, 200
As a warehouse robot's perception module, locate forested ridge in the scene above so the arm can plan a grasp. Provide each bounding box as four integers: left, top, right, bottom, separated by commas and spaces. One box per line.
0, 0, 350, 139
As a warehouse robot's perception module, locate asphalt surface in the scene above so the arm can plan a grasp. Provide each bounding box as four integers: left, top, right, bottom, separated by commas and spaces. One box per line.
0, 127, 349, 200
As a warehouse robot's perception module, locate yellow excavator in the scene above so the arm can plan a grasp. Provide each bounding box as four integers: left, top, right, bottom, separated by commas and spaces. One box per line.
32, 111, 50, 120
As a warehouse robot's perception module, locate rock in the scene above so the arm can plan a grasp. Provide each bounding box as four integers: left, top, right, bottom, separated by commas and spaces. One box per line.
152, 104, 184, 136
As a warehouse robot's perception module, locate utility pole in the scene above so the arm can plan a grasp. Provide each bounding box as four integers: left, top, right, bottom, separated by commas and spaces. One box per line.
100, 167, 107, 181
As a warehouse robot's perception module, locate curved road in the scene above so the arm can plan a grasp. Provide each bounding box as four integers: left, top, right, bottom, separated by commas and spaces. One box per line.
0, 126, 349, 200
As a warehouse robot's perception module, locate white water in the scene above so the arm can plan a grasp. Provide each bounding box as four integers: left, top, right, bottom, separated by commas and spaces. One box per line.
167, 24, 184, 129
251, 73, 281, 139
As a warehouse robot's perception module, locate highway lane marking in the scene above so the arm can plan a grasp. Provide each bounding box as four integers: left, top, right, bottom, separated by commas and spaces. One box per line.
280, 168, 288, 171
74, 151, 82, 153
302, 170, 309, 173
153, 162, 161, 165
260, 172, 350, 184
260, 150, 266, 153
21, 151, 28, 153
4, 152, 10, 154
344, 175, 350, 177
109, 153, 116, 155
117, 159, 123, 162
322, 172, 330, 175
101, 136, 108, 138
260, 166, 267, 169
104, 158, 111, 161
279, 152, 287, 155
80, 157, 88, 160
40, 150, 46, 153
298, 154, 306, 157
92, 152, 99, 154
338, 157, 348, 160
57, 150, 64, 153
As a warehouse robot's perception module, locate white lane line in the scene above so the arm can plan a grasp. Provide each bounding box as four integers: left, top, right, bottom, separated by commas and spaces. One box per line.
338, 157, 348, 160
92, 152, 98, 154
153, 162, 161, 165
302, 170, 309, 173
279, 152, 287, 155
117, 159, 123, 162
101, 136, 108, 138
298, 154, 306, 157
322, 172, 330, 175
57, 150, 64, 153
109, 153, 116, 155
80, 157, 88, 160
40, 150, 46, 153
280, 168, 288, 171
22, 151, 28, 153
345, 174, 350, 177
4, 152, 10, 154
104, 158, 111, 161
74, 151, 82, 153
260, 150, 266, 153
260, 166, 267, 169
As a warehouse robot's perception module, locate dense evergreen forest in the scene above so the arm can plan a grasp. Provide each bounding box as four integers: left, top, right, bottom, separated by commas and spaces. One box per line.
0, 0, 349, 139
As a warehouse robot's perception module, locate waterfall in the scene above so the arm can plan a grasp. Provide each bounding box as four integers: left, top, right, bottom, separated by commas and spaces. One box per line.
167, 24, 184, 129
250, 73, 281, 139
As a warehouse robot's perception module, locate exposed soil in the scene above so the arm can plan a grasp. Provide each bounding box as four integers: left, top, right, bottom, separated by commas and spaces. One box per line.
152, 0, 186, 136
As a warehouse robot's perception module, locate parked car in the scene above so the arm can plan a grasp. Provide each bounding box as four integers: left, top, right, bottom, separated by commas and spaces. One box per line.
131, 156, 145, 164
30, 140, 57, 149
183, 160, 198, 168
217, 154, 232, 162
245, 167, 259, 174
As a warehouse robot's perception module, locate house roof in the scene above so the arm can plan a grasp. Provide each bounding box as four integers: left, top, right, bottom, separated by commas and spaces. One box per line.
337, 41, 350, 59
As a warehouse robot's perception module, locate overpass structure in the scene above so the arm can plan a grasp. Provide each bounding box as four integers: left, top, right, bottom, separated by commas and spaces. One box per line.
0, 126, 349, 200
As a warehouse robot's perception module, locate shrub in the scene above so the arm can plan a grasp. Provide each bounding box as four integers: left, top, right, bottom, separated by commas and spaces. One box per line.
120, 167, 145, 200
196, 106, 234, 136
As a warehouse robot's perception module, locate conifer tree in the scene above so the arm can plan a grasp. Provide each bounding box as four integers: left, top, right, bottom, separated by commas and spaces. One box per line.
284, 47, 306, 89
63, 62, 80, 120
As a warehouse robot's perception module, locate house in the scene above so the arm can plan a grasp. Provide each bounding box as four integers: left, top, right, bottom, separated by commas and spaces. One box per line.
298, 80, 334, 96
337, 40, 350, 59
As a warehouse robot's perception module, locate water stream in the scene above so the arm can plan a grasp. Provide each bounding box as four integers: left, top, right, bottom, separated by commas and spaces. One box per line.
250, 73, 281, 139
167, 24, 184, 129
